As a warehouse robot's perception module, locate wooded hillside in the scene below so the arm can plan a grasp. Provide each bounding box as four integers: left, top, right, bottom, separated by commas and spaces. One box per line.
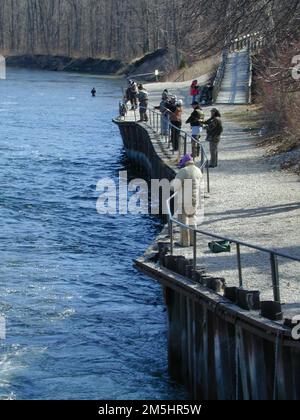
0, 0, 200, 63
0, 0, 299, 65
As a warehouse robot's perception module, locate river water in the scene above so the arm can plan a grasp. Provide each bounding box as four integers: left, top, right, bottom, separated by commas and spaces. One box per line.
0, 68, 186, 400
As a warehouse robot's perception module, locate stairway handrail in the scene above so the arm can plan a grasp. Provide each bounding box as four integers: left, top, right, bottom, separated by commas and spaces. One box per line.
212, 48, 228, 104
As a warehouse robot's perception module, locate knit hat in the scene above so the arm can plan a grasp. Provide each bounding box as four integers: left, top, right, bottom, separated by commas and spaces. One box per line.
179, 154, 193, 168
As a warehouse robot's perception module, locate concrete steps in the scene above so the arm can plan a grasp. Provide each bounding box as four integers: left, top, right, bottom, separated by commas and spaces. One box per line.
216, 48, 250, 105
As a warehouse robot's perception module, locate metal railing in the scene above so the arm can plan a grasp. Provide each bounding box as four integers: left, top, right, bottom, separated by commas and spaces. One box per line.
118, 105, 211, 194
229, 32, 266, 53
166, 193, 300, 304
212, 48, 228, 104
174, 71, 186, 82
213, 32, 261, 104
247, 44, 253, 104
117, 100, 300, 304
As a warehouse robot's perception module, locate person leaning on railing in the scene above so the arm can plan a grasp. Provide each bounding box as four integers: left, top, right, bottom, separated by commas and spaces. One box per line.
169, 99, 183, 152
154, 89, 170, 136
203, 108, 223, 168
164, 96, 177, 145
171, 154, 203, 248
186, 101, 205, 158
137, 84, 149, 122
126, 80, 138, 110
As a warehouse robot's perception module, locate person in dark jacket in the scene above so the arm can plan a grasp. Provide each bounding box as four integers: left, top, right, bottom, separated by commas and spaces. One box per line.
207, 83, 214, 104
91, 87, 96, 97
186, 101, 205, 158
154, 90, 171, 136
204, 108, 223, 168
137, 84, 149, 122
126, 80, 138, 110
165, 96, 178, 149
169, 99, 183, 151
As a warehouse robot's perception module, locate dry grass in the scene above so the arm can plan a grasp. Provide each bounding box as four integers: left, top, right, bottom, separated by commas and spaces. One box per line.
258, 132, 299, 153
167, 53, 220, 82
223, 105, 264, 132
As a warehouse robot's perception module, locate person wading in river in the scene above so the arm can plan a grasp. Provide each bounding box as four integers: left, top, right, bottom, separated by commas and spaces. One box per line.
91, 87, 96, 97
171, 154, 203, 247
204, 108, 223, 168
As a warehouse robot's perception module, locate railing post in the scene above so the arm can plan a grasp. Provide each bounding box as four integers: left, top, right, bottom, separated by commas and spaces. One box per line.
206, 161, 210, 194
201, 146, 204, 167
270, 253, 281, 303
236, 244, 243, 288
178, 133, 182, 158
170, 219, 174, 256
193, 230, 197, 272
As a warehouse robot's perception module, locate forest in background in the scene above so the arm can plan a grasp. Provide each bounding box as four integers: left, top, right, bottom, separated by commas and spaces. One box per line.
0, 0, 299, 63
0, 0, 299, 163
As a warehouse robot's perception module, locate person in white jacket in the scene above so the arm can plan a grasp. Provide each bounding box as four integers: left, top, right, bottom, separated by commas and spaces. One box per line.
171, 154, 203, 247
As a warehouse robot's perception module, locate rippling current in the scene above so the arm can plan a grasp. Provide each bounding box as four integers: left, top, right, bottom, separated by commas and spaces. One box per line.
0, 68, 186, 400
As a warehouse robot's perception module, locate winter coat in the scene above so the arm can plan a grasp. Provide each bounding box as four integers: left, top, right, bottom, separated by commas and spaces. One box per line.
171, 161, 203, 216
190, 84, 200, 97
205, 117, 223, 143
170, 106, 183, 123
186, 107, 205, 127
138, 89, 149, 106
130, 83, 138, 95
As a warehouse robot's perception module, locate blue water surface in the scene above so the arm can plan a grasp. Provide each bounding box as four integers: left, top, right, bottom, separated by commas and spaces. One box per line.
0, 68, 186, 400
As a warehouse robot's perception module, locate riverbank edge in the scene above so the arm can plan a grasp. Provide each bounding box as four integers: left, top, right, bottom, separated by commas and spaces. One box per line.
113, 117, 300, 400
4, 49, 169, 78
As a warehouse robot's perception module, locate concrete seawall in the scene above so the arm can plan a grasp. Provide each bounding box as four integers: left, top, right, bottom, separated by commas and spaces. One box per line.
114, 118, 300, 400
116, 120, 176, 180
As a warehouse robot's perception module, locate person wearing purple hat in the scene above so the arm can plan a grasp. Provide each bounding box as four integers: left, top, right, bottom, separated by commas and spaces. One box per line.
171, 154, 203, 247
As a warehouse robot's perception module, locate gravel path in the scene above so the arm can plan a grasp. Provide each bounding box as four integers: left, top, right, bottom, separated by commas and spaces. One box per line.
144, 79, 300, 304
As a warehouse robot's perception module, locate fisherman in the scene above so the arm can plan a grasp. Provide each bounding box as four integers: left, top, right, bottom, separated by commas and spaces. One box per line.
127, 80, 138, 110
162, 89, 169, 101
204, 108, 223, 168
171, 154, 203, 247
91, 87, 96, 97
137, 84, 149, 122
186, 101, 205, 158
169, 99, 183, 151
154, 90, 171, 136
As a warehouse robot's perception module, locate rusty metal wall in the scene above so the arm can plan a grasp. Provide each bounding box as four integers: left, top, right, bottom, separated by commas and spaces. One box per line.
165, 286, 300, 400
